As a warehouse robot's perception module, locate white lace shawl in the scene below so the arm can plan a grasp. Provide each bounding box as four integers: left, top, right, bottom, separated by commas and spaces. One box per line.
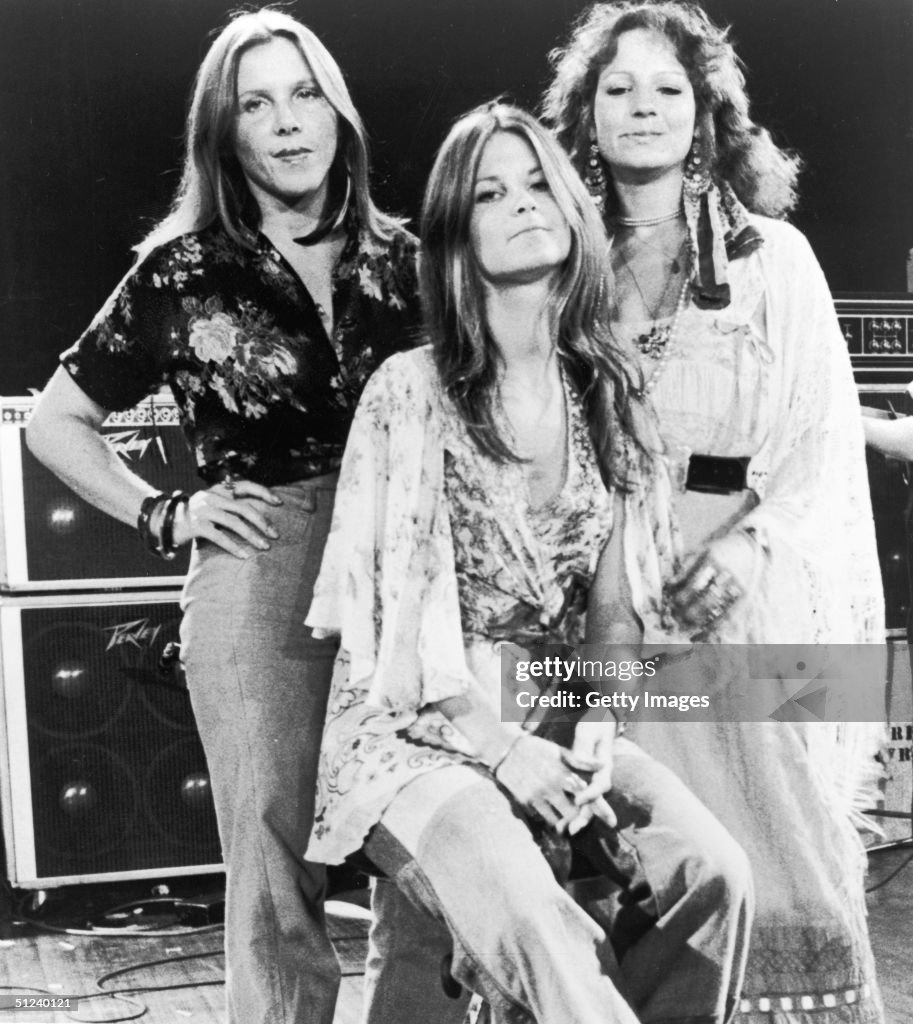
727, 218, 883, 647
701, 217, 886, 819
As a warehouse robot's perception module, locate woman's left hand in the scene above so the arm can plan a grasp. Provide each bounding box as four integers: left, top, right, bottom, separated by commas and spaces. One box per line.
559, 720, 618, 835
664, 530, 754, 638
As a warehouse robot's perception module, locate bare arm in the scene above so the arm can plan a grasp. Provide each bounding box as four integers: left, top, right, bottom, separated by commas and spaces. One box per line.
26, 367, 281, 557
584, 495, 642, 649
26, 366, 157, 526
567, 494, 645, 828
861, 410, 913, 461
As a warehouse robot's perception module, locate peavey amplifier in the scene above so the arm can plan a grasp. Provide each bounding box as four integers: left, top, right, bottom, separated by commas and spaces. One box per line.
0, 591, 222, 887
0, 395, 200, 590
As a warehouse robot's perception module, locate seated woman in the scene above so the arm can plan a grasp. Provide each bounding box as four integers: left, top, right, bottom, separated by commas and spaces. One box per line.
303, 103, 753, 1024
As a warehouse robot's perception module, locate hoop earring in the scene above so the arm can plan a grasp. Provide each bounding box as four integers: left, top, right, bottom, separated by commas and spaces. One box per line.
584, 141, 608, 216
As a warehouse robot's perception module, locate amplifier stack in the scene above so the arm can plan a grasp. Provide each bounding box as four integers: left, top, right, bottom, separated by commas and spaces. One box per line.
0, 396, 221, 887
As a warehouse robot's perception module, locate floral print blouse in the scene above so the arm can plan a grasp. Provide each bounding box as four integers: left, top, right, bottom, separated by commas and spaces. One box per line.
304, 348, 678, 864
61, 219, 421, 483
445, 369, 610, 647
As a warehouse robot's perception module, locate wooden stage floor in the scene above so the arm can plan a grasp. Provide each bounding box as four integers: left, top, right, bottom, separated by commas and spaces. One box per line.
0, 846, 911, 1024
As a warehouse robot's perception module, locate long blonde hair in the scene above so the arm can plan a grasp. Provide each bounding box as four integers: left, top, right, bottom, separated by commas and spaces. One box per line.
136, 7, 404, 260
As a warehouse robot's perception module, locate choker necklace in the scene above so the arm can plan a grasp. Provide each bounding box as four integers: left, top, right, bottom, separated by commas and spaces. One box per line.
616, 207, 683, 228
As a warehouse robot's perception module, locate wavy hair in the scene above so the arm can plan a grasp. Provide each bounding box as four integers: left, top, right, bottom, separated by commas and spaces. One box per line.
542, 1, 801, 218
421, 102, 649, 489
136, 7, 404, 260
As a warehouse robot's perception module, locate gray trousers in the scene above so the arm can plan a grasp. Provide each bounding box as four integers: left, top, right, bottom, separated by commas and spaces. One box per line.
180, 477, 341, 1024
180, 475, 472, 1024
366, 741, 754, 1024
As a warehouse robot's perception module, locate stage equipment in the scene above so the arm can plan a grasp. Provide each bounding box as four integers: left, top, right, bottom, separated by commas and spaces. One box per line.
840, 295, 913, 848
837, 294, 913, 385
0, 591, 222, 887
0, 395, 198, 591
866, 638, 913, 848
857, 383, 912, 635
840, 295, 913, 634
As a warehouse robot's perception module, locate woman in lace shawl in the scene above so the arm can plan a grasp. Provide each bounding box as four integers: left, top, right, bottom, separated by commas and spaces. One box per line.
543, 4, 885, 1022
305, 101, 753, 1024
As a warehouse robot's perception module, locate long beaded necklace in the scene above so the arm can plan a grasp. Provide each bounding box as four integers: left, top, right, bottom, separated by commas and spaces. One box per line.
617, 236, 689, 362
639, 259, 692, 396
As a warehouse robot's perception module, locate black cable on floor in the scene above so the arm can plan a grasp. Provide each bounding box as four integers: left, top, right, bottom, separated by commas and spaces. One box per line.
14, 891, 224, 938
866, 846, 913, 893
0, 946, 225, 1023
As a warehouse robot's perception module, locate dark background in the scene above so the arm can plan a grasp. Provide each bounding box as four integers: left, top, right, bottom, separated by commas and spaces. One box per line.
1, 0, 911, 394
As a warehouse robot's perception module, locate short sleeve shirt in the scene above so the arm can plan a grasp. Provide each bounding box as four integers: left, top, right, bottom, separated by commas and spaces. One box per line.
61, 219, 421, 482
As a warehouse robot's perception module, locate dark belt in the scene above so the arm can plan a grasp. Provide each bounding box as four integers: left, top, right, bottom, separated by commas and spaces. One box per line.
200, 452, 343, 487
684, 454, 750, 494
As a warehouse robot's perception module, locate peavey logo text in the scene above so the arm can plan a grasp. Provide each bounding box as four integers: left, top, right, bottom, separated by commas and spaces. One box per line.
103, 617, 162, 652
104, 430, 153, 463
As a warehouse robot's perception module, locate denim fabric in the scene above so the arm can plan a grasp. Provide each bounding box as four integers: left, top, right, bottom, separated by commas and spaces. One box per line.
366, 740, 753, 1024
364, 878, 471, 1024
180, 477, 342, 1024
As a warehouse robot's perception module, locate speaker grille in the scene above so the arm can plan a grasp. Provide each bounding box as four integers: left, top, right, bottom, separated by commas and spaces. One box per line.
8, 598, 221, 880
16, 424, 197, 584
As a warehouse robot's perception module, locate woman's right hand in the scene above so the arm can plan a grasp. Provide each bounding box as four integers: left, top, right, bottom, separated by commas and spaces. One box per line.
664, 531, 751, 637
171, 479, 283, 558
494, 733, 602, 831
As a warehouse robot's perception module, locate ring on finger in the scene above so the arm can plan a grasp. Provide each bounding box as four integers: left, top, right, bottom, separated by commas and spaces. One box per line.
692, 564, 717, 593
706, 579, 741, 614
704, 600, 727, 624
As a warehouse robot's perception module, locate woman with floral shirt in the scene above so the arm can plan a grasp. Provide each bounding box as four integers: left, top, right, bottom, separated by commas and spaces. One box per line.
25, 11, 454, 1024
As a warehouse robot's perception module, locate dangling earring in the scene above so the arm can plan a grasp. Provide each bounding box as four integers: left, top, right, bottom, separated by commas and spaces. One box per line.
584, 141, 608, 216
686, 139, 701, 173
683, 133, 711, 200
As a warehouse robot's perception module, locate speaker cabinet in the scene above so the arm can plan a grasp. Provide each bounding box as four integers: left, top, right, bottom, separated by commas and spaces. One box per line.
0, 591, 222, 887
0, 396, 200, 590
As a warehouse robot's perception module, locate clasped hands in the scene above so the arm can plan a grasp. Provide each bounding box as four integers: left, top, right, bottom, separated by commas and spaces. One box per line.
494, 721, 618, 837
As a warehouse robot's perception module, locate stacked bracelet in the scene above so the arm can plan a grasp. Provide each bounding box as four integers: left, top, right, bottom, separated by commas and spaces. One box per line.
136, 490, 189, 561
138, 493, 168, 556
159, 491, 190, 560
